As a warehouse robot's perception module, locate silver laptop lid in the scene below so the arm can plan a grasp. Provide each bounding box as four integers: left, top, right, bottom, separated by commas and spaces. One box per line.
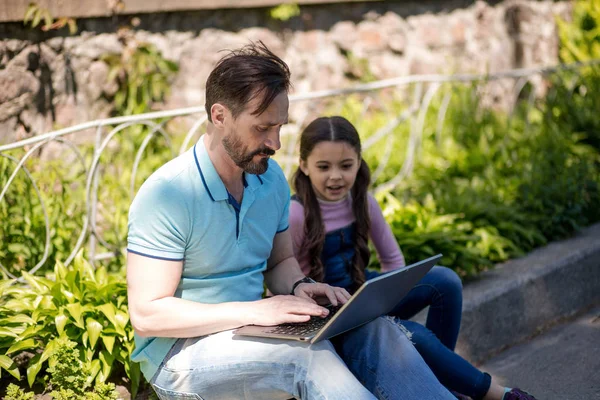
310, 254, 442, 343
233, 254, 442, 342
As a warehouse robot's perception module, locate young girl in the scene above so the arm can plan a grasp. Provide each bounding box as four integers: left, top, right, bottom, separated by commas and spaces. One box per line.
289, 116, 536, 400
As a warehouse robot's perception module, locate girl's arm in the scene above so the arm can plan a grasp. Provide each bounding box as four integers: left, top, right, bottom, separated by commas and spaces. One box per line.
368, 194, 406, 272
289, 199, 312, 276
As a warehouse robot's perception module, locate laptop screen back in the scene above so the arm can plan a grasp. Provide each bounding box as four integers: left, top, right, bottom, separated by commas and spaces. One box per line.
311, 254, 442, 343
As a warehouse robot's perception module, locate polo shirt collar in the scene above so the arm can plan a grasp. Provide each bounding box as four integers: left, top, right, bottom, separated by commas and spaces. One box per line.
194, 136, 264, 202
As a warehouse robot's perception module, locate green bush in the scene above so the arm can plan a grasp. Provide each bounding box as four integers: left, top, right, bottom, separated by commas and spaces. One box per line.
103, 42, 178, 116
0, 253, 139, 396
364, 80, 600, 276
0, 157, 85, 277
47, 339, 119, 400
4, 338, 119, 400
4, 384, 34, 400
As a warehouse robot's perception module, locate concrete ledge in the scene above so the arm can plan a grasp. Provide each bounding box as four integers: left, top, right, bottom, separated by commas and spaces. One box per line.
454, 222, 600, 363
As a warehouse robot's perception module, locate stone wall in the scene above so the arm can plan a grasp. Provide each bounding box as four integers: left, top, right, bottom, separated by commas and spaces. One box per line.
0, 0, 572, 144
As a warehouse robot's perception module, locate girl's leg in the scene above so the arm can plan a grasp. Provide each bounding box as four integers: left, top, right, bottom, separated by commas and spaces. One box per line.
332, 316, 455, 400
389, 265, 463, 350
399, 320, 493, 400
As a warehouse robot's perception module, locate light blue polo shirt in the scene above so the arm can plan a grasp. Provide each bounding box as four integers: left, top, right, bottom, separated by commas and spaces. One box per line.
127, 135, 290, 380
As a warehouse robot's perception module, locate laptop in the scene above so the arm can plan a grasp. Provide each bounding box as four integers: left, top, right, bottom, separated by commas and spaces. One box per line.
234, 254, 442, 343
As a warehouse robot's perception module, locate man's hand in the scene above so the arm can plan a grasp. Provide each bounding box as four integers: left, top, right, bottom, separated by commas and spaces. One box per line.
293, 282, 351, 307
248, 295, 331, 326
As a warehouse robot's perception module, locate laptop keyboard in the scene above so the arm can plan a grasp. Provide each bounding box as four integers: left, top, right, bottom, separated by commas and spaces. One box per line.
266, 304, 342, 337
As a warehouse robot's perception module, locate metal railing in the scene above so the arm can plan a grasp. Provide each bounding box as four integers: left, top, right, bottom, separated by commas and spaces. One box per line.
1, 60, 598, 278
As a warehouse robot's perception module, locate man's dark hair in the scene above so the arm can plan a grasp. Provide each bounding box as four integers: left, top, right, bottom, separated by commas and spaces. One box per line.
205, 41, 291, 122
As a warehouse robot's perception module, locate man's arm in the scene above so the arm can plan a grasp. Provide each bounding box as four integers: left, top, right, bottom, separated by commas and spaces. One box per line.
127, 252, 331, 338
264, 230, 351, 306
127, 253, 258, 337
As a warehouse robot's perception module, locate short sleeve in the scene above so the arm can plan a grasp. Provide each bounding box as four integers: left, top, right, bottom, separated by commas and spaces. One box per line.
127, 178, 190, 261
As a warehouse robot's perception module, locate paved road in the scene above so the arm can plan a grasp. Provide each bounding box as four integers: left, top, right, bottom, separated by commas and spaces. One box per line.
478, 305, 600, 400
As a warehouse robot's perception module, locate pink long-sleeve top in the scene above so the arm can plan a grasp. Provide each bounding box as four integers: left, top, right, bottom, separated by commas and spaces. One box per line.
289, 193, 406, 281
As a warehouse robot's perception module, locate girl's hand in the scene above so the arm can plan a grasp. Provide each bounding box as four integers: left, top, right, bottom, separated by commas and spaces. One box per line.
294, 282, 351, 307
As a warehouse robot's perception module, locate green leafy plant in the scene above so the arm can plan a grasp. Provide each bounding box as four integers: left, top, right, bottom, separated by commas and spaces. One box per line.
0, 124, 179, 277
0, 157, 86, 277
0, 253, 139, 396
47, 339, 119, 400
270, 4, 301, 21
23, 2, 77, 34
103, 42, 179, 116
4, 384, 34, 400
553, 0, 600, 152
3, 339, 119, 400
372, 192, 494, 277
557, 0, 600, 64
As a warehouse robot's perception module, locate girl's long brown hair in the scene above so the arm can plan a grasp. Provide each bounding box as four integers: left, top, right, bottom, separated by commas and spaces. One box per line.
292, 116, 371, 291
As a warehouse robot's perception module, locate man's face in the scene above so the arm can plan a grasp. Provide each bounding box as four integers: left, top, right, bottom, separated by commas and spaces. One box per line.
222, 92, 289, 175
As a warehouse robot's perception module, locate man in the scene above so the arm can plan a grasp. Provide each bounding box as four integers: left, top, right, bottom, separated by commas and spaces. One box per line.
127, 42, 453, 399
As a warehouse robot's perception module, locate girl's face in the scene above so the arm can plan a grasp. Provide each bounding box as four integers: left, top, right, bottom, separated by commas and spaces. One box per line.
300, 141, 361, 202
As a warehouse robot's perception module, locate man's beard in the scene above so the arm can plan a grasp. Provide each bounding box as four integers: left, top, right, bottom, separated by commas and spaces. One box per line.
222, 130, 275, 175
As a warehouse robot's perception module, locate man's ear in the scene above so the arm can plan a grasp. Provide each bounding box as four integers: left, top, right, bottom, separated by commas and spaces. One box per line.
210, 103, 228, 128
299, 159, 309, 176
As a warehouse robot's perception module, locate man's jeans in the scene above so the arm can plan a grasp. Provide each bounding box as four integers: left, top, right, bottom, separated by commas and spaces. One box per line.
151, 317, 454, 400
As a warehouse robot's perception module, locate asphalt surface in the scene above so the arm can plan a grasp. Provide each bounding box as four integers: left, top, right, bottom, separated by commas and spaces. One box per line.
478, 305, 600, 400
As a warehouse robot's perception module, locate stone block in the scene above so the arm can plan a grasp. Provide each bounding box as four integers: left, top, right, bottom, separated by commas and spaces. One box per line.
0, 69, 38, 120
69, 33, 123, 59
0, 116, 19, 145
329, 21, 357, 52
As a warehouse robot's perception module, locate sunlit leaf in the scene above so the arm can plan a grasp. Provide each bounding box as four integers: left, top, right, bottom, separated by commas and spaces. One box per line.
3, 299, 31, 311
101, 334, 116, 354
0, 354, 20, 380
85, 347, 94, 363
21, 271, 47, 294
54, 260, 68, 280
86, 317, 103, 349
2, 314, 34, 325
115, 310, 129, 332
67, 18, 77, 35
97, 303, 117, 328
27, 353, 43, 387
66, 303, 84, 328
88, 358, 101, 385
55, 314, 68, 336
0, 326, 24, 338
95, 266, 108, 285
6, 338, 37, 354
0, 278, 17, 296
40, 338, 60, 363
23, 4, 37, 22
98, 350, 115, 382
